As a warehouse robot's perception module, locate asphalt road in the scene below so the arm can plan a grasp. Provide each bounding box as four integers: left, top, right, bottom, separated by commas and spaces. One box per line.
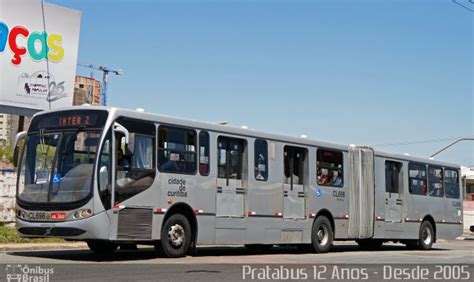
0, 240, 473, 281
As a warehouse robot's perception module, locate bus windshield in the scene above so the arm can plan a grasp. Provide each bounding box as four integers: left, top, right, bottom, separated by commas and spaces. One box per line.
17, 110, 107, 204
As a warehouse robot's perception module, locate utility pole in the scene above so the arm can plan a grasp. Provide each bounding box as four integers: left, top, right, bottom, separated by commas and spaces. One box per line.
77, 63, 123, 106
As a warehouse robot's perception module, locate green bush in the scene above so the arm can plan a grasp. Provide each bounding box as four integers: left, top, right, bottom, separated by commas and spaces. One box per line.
0, 143, 13, 164
0, 224, 64, 244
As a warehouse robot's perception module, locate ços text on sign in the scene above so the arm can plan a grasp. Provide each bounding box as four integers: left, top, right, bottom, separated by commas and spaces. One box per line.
0, 20, 64, 66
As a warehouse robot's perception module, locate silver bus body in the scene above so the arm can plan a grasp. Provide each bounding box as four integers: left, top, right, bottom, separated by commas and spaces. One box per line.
15, 106, 463, 252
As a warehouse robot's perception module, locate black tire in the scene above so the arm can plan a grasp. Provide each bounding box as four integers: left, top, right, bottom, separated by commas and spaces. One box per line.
356, 239, 383, 250
418, 221, 434, 250
87, 240, 118, 255
311, 216, 333, 253
244, 244, 273, 252
405, 221, 435, 250
158, 214, 192, 258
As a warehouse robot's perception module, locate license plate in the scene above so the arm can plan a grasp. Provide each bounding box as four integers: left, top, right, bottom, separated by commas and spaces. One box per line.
26, 211, 49, 221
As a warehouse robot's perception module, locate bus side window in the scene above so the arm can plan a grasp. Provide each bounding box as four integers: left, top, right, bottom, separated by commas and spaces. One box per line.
158, 126, 197, 174
428, 166, 444, 197
385, 161, 402, 194
228, 140, 242, 180
284, 146, 306, 185
254, 139, 268, 181
114, 118, 156, 204
284, 150, 291, 184
199, 131, 210, 176
408, 163, 427, 195
316, 149, 343, 187
444, 169, 460, 199
217, 137, 244, 181
218, 139, 227, 179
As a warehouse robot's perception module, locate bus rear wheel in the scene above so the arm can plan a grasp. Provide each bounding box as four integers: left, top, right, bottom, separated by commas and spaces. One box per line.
311, 216, 333, 253
87, 240, 118, 255
406, 221, 434, 250
157, 214, 192, 258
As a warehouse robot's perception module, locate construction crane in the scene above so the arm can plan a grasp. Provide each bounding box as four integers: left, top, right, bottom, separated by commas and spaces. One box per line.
77, 63, 123, 106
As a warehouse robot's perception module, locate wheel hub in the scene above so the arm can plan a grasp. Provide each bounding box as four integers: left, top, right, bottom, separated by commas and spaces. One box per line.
168, 224, 185, 248
422, 227, 432, 245
317, 225, 329, 246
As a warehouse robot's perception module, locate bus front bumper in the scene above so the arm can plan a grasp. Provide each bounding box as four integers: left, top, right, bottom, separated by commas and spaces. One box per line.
16, 212, 111, 240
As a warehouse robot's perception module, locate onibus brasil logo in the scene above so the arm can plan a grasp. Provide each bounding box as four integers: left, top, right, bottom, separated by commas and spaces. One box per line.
5, 264, 54, 282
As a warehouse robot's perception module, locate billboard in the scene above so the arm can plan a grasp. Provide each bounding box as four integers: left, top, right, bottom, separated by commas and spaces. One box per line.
0, 0, 81, 116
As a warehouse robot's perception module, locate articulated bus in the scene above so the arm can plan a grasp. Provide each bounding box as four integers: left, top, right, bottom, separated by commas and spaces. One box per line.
13, 106, 463, 257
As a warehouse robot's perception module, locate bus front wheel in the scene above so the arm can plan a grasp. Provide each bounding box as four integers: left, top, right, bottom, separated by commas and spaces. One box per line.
87, 240, 118, 255
311, 216, 333, 253
157, 214, 192, 258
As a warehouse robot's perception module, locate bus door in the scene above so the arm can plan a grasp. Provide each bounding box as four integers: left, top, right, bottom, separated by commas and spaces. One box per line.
216, 137, 246, 217
283, 146, 306, 219
384, 161, 403, 223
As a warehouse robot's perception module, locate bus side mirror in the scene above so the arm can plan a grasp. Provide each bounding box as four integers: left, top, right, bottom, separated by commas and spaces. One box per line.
113, 122, 129, 144
99, 166, 109, 192
13, 131, 27, 168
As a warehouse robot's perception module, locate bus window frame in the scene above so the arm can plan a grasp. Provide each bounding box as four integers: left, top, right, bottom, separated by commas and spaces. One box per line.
444, 167, 460, 199
254, 139, 268, 182
113, 117, 157, 204
385, 160, 403, 194
316, 148, 344, 188
408, 162, 428, 196
428, 165, 444, 198
217, 136, 246, 184
199, 130, 210, 176
157, 125, 197, 175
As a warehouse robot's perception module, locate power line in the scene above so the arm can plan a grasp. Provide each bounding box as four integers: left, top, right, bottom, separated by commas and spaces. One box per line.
372, 136, 466, 147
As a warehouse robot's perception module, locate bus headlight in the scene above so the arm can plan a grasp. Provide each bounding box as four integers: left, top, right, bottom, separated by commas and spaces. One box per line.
73, 209, 93, 220
73, 211, 81, 219
81, 209, 92, 218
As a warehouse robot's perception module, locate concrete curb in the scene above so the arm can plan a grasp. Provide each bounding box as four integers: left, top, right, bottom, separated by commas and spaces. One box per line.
0, 242, 87, 252
455, 232, 474, 241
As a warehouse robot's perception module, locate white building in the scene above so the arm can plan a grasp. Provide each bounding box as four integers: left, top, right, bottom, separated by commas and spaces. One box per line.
462, 166, 474, 201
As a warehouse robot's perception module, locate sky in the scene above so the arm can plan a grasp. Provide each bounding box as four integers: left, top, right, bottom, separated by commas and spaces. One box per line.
48, 0, 473, 166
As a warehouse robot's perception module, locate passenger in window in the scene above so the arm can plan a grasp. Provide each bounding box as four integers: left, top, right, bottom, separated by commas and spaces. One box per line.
330, 170, 342, 186
317, 168, 330, 185
430, 182, 443, 197
160, 153, 180, 172
199, 163, 208, 175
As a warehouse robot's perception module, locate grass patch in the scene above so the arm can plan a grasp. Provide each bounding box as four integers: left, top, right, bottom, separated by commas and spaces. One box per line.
0, 224, 64, 244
